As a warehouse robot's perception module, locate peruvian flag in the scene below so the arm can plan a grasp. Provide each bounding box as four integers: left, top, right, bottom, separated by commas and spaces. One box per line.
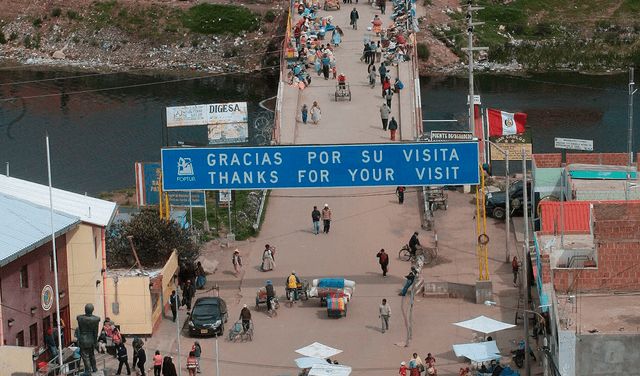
487, 108, 527, 136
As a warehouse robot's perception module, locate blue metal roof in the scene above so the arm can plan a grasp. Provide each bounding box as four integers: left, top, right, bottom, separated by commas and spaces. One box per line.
0, 194, 81, 268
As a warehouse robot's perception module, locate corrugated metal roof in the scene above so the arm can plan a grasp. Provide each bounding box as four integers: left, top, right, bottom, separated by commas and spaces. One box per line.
0, 175, 117, 227
0, 194, 81, 267
540, 201, 591, 233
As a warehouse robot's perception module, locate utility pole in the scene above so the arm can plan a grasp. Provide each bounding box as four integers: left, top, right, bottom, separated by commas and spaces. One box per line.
522, 149, 531, 376
627, 67, 636, 203
462, 0, 488, 135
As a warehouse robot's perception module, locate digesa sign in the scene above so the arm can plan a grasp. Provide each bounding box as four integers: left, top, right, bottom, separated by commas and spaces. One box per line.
161, 142, 480, 190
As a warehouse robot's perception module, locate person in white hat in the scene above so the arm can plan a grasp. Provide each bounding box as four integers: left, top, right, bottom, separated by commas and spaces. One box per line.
239, 304, 251, 332
321, 203, 332, 234
399, 361, 408, 376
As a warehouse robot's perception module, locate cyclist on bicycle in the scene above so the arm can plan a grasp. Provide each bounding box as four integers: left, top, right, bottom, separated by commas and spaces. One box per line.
286, 271, 300, 300
409, 231, 420, 257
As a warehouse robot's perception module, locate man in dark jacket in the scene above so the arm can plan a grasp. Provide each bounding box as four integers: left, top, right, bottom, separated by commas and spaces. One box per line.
116, 344, 131, 375
409, 231, 420, 256
182, 280, 195, 311
350, 8, 359, 30
132, 340, 146, 376
240, 304, 252, 331
169, 290, 178, 322
265, 280, 276, 311
376, 249, 390, 277
311, 206, 321, 235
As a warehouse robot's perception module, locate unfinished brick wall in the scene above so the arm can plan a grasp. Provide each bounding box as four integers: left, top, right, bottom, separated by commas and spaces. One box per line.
533, 153, 562, 168
534, 153, 634, 168
553, 203, 640, 292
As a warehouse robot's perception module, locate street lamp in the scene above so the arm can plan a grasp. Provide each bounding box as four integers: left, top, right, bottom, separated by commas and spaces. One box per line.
484, 301, 548, 376
485, 141, 510, 262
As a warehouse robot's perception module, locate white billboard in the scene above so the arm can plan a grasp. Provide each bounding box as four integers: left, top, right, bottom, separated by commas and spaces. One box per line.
166, 102, 248, 128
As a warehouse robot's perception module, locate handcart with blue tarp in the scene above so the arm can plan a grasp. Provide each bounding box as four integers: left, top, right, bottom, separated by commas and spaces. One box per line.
308, 278, 355, 306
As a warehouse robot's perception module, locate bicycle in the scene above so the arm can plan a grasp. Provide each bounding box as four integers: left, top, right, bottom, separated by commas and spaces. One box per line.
398, 245, 436, 265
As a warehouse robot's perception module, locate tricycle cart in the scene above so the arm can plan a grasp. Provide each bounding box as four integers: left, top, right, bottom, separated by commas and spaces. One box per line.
426, 186, 449, 211
335, 82, 351, 101
308, 278, 355, 306
255, 287, 280, 312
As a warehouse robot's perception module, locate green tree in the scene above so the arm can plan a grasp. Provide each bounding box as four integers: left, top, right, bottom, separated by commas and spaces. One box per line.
106, 207, 201, 268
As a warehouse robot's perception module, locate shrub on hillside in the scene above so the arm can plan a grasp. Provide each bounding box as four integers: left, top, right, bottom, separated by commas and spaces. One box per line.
264, 10, 277, 23
417, 43, 430, 60
51, 7, 62, 17
182, 4, 260, 34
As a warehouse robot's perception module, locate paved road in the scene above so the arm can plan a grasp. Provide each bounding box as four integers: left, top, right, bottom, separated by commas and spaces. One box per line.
97, 2, 543, 376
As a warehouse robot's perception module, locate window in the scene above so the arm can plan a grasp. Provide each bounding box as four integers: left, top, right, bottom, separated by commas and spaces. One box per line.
20, 265, 28, 289
0, 277, 3, 301
95, 236, 99, 259
30, 323, 38, 346
50, 251, 54, 272
15, 331, 24, 347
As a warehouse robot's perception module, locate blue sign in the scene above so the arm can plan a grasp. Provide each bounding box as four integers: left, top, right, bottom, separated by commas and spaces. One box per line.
161, 142, 480, 190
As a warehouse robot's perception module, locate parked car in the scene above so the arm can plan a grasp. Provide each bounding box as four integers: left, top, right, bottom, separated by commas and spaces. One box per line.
485, 180, 531, 220
188, 297, 228, 337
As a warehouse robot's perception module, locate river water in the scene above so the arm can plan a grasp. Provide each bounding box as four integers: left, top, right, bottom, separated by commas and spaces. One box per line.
0, 69, 637, 194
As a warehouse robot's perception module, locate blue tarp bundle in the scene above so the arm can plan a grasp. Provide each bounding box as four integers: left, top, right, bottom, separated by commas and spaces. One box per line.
318, 278, 345, 288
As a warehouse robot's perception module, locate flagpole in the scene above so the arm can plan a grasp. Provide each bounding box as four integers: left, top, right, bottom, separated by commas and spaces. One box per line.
46, 134, 64, 369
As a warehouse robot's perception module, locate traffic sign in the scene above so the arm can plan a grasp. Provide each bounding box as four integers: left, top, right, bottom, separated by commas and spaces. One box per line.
161, 142, 480, 190
554, 137, 593, 151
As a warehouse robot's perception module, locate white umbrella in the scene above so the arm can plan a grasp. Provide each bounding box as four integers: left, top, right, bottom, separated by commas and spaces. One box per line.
453, 315, 516, 334
309, 363, 352, 376
295, 342, 343, 359
453, 341, 503, 362
295, 357, 330, 369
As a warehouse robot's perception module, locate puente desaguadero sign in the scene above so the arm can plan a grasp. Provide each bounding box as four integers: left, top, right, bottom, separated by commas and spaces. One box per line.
161, 142, 480, 190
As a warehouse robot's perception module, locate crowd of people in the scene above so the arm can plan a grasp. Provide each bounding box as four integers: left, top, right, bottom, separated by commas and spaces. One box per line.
398, 352, 438, 375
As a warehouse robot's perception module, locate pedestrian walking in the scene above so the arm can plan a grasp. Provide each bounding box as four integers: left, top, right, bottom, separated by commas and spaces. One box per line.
380, 103, 391, 130
322, 54, 330, 80
321, 203, 332, 233
312, 206, 321, 234
186, 351, 198, 376
512, 256, 519, 286
376, 41, 382, 62
311, 101, 321, 124
169, 291, 178, 322
153, 351, 162, 376
132, 342, 146, 376
301, 103, 308, 124
384, 87, 394, 106
398, 266, 417, 296
232, 249, 243, 276
261, 245, 275, 271
378, 64, 387, 85
409, 353, 424, 376
332, 28, 342, 47
396, 186, 405, 204
116, 343, 131, 375
389, 117, 398, 141
182, 280, 195, 311
368, 68, 377, 88
399, 361, 408, 376
363, 43, 372, 64
370, 42, 377, 64
425, 353, 437, 375
195, 261, 206, 289
161, 357, 177, 376
378, 299, 391, 333
240, 304, 252, 331
350, 8, 359, 30
376, 249, 389, 277
192, 342, 202, 373
380, 0, 386, 14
